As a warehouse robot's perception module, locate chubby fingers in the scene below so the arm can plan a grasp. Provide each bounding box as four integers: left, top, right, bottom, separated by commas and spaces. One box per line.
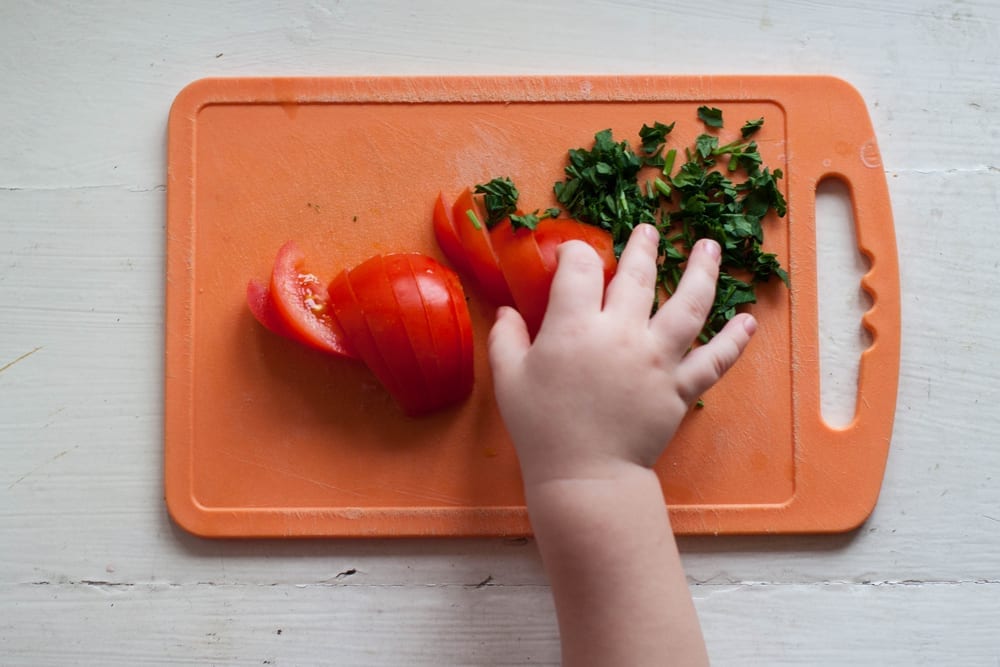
651, 238, 722, 354
675, 313, 757, 403
488, 305, 531, 379
541, 240, 606, 325
603, 224, 660, 323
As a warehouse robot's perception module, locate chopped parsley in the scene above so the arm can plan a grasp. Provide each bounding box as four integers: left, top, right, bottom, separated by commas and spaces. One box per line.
697, 106, 724, 128
476, 114, 788, 340
554, 115, 788, 339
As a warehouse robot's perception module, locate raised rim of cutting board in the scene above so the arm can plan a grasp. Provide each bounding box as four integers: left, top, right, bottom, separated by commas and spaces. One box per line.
164, 75, 900, 537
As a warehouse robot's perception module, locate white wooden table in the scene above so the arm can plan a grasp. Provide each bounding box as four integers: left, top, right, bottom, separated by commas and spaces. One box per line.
2, 1, 998, 664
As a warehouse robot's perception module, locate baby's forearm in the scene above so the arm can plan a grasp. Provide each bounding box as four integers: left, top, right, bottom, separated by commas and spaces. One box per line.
526, 465, 709, 667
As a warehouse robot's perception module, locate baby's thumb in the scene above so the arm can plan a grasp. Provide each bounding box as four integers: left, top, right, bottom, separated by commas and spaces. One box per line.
487, 306, 530, 374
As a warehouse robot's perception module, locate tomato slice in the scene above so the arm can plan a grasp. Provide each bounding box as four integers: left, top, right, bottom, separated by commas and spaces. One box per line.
493, 219, 617, 337
268, 241, 356, 358
440, 262, 475, 401
328, 266, 408, 405
405, 254, 474, 405
345, 255, 431, 416
246, 278, 297, 339
490, 220, 550, 337
532, 219, 616, 282
452, 188, 515, 307
432, 192, 474, 278
382, 254, 441, 400
329, 254, 473, 416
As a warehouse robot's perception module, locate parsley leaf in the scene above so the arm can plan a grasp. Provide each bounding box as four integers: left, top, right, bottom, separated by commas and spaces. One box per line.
741, 117, 764, 138
639, 121, 676, 155
553, 129, 656, 240
697, 106, 724, 128
510, 207, 560, 231
474, 177, 519, 228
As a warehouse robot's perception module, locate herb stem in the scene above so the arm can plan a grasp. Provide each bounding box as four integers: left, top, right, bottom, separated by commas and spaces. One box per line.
663, 149, 677, 177
465, 209, 483, 231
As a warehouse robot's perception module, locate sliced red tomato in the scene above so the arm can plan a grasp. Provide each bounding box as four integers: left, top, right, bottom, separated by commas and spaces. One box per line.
246, 278, 297, 339
345, 255, 431, 414
405, 254, 474, 405
432, 192, 474, 278
329, 253, 473, 417
268, 241, 356, 358
492, 218, 617, 337
490, 220, 550, 337
439, 260, 475, 401
328, 266, 408, 404
532, 218, 616, 280
452, 188, 515, 307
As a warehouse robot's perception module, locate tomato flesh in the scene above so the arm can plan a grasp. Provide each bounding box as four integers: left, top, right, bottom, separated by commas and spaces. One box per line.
452, 188, 515, 307
329, 253, 473, 416
405, 254, 474, 405
246, 278, 297, 339
328, 267, 408, 404
346, 255, 431, 415
432, 193, 474, 278
268, 241, 356, 358
490, 220, 551, 337
532, 218, 617, 281
495, 218, 617, 337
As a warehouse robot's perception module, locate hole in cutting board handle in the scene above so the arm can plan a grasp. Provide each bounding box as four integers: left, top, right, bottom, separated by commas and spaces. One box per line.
816, 177, 874, 428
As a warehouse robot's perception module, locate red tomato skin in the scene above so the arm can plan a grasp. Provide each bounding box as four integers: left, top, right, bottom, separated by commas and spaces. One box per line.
382, 254, 442, 402
494, 219, 617, 337
532, 219, 616, 283
490, 220, 550, 337
329, 254, 472, 417
267, 240, 356, 358
328, 267, 409, 405
344, 255, 432, 416
405, 254, 474, 405
451, 188, 515, 307
440, 263, 475, 399
432, 193, 474, 278
246, 278, 297, 339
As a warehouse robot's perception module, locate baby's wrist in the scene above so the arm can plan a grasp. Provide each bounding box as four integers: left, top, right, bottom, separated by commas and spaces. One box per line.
523, 464, 667, 532
521, 457, 661, 496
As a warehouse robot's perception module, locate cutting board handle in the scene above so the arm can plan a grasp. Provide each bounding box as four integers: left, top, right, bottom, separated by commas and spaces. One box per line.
786, 76, 901, 531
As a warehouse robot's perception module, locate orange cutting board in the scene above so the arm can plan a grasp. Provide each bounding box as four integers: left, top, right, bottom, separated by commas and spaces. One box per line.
164, 75, 899, 537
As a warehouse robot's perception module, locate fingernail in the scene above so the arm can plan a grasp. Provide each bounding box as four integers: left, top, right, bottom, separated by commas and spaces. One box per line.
742, 314, 758, 335
641, 224, 659, 242
702, 239, 721, 259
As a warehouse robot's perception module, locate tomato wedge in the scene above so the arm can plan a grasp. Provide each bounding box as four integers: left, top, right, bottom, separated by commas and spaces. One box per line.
267, 241, 356, 358
246, 278, 297, 339
328, 265, 409, 404
405, 254, 474, 405
348, 255, 431, 414
432, 193, 474, 278
532, 218, 616, 279
452, 188, 515, 307
329, 253, 474, 416
491, 218, 617, 336
490, 220, 550, 337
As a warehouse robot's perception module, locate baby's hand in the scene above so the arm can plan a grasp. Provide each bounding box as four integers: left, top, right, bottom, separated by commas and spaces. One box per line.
488, 223, 757, 487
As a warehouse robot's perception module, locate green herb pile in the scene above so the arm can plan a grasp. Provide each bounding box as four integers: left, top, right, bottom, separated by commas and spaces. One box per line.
477, 106, 789, 340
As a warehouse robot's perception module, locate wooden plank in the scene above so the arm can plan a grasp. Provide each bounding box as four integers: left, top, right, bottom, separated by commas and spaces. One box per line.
2, 581, 997, 665
2, 0, 999, 664
2, 166, 998, 582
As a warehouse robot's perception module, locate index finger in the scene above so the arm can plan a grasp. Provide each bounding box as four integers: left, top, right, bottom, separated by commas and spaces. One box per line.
540, 240, 606, 326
